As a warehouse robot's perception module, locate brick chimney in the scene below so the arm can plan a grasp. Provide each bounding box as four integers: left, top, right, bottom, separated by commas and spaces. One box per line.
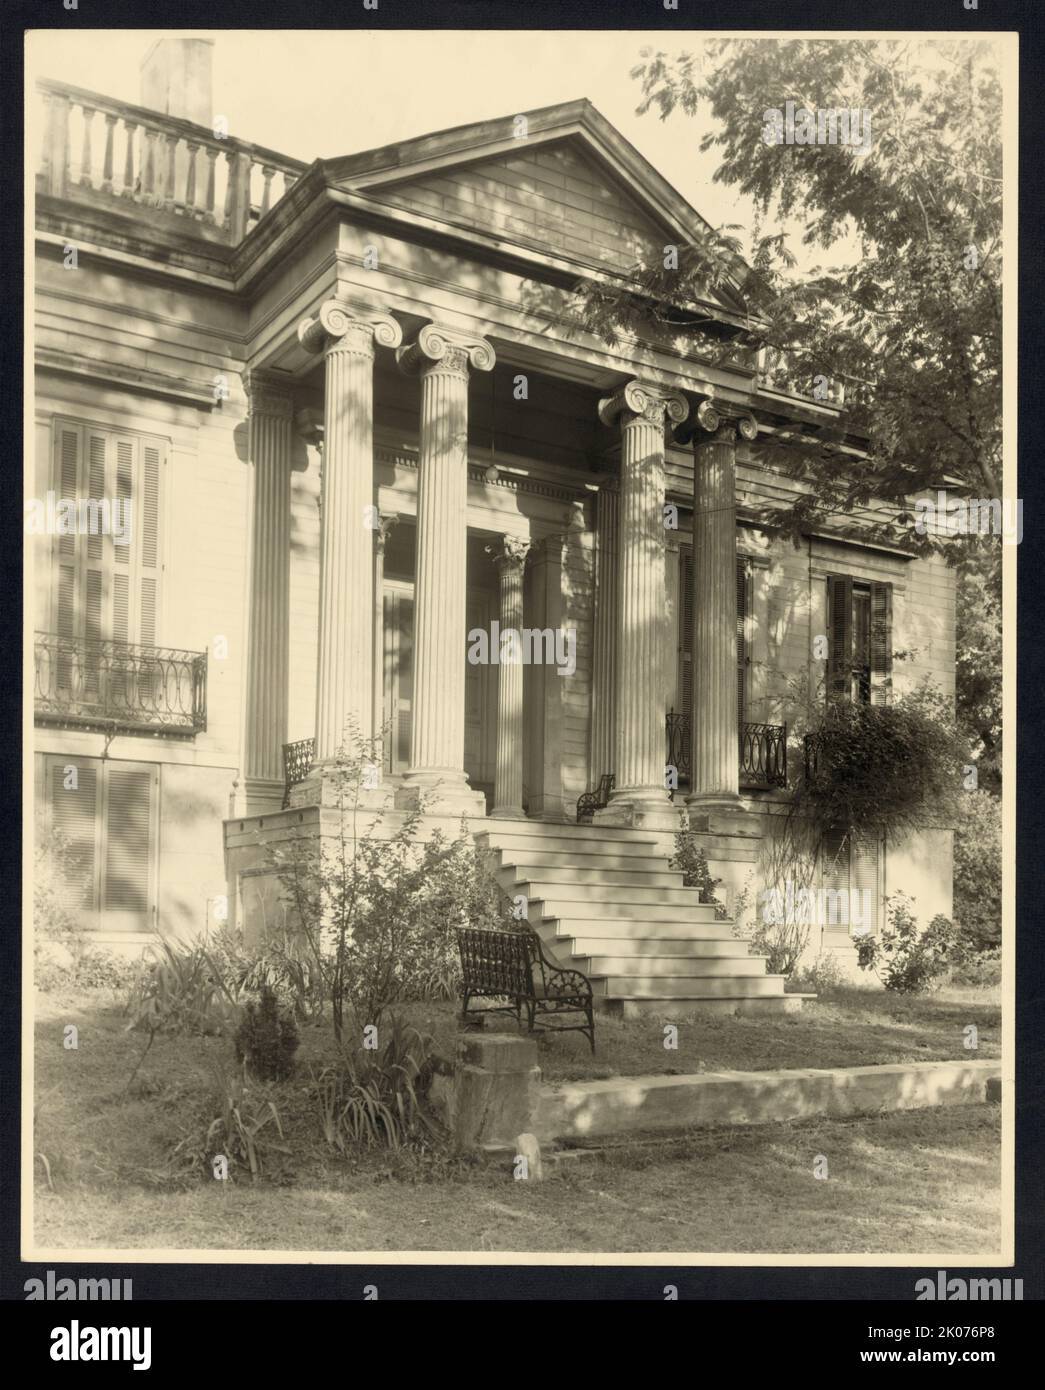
140, 37, 214, 127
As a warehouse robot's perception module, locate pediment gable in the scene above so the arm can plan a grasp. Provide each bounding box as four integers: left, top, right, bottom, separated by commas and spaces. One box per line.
325, 101, 751, 317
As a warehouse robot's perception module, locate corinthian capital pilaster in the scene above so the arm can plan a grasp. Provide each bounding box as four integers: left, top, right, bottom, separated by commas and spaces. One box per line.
245, 370, 294, 420
396, 322, 496, 378
297, 298, 403, 358
598, 379, 688, 431
486, 535, 531, 575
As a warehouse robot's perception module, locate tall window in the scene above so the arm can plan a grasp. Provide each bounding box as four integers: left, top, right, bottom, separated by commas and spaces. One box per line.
826, 574, 892, 705
49, 419, 166, 649
44, 755, 158, 933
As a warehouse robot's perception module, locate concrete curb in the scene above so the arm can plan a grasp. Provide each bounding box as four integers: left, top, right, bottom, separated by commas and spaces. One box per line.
533, 1059, 1001, 1142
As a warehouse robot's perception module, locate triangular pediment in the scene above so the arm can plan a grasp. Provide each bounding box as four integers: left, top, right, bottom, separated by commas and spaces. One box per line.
324, 101, 751, 317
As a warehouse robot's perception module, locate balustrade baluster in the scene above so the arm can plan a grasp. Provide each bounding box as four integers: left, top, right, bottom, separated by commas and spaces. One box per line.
259, 164, 275, 218
142, 128, 157, 205
79, 104, 95, 187
204, 147, 218, 223
121, 119, 137, 198
101, 113, 116, 193
185, 141, 199, 215
164, 133, 178, 210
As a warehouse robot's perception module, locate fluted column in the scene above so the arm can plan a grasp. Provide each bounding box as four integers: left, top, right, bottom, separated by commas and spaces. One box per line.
488, 537, 531, 818
296, 299, 402, 780
590, 480, 619, 783
243, 373, 294, 809
686, 400, 758, 815
396, 323, 494, 815
595, 380, 688, 829
372, 512, 398, 764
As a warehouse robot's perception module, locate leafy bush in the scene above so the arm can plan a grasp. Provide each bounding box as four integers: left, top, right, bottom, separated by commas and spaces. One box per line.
790, 951, 848, 996
800, 690, 965, 843
669, 831, 729, 919
314, 1016, 444, 1152
211, 923, 325, 1023
857, 894, 957, 993
234, 985, 299, 1081
952, 789, 1001, 953
273, 739, 516, 1038
36, 946, 140, 994
948, 946, 1001, 989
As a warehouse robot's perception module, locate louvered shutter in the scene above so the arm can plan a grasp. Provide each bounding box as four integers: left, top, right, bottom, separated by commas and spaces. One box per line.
737, 556, 750, 732
54, 423, 81, 693
870, 581, 893, 706
826, 574, 853, 704
50, 760, 100, 918
851, 835, 880, 936
102, 767, 153, 922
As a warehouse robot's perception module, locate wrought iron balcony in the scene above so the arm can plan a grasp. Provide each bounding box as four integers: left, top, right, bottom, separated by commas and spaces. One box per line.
282, 737, 316, 807
35, 633, 207, 736
666, 710, 788, 790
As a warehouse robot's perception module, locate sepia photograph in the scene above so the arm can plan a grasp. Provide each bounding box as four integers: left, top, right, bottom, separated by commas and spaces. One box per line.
23, 23, 1014, 1272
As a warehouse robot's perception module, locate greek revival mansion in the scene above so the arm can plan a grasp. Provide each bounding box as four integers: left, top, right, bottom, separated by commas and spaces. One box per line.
30, 38, 956, 1015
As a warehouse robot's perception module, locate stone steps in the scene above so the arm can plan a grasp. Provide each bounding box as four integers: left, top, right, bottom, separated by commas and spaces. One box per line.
474, 820, 805, 1017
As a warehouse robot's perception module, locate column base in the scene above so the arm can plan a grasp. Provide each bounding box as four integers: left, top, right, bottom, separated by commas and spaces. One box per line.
243, 777, 286, 817
289, 761, 396, 812
684, 792, 751, 837
396, 768, 488, 818
594, 788, 682, 831
490, 804, 528, 821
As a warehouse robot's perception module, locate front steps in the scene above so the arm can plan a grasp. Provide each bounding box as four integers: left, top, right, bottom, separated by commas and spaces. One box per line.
476, 818, 807, 1020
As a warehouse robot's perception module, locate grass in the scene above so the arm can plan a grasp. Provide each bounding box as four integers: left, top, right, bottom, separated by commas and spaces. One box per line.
31, 983, 1002, 1256
409, 982, 1000, 1083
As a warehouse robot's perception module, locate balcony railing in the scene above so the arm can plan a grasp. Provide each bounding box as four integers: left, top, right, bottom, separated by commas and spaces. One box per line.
35, 78, 307, 244
282, 737, 316, 807
667, 711, 788, 790
35, 633, 207, 736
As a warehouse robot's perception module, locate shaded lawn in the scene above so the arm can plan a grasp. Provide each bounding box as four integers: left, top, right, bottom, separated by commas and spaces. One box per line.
32, 988, 1002, 1256
408, 984, 1000, 1083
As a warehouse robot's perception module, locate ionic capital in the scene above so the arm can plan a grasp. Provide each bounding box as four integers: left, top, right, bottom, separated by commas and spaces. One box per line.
297, 299, 403, 358
486, 535, 532, 575
598, 379, 688, 431
396, 322, 496, 378
673, 397, 758, 446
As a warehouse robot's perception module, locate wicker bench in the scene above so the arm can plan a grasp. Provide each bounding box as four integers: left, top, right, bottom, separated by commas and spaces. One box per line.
576, 772, 614, 823
456, 926, 596, 1053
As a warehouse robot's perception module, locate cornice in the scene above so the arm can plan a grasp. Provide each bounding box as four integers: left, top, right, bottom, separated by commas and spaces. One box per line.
35, 347, 221, 408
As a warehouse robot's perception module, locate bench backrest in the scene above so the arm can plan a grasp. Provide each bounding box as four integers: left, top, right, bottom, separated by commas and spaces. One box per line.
456, 928, 536, 996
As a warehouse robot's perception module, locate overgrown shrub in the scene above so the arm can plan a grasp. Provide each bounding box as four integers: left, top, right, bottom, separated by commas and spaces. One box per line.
952, 788, 1001, 953
234, 985, 299, 1081
857, 893, 957, 993
800, 691, 965, 843
171, 1069, 289, 1183
669, 831, 729, 919
314, 1015, 444, 1152
126, 935, 240, 1037
790, 951, 848, 996
272, 739, 516, 1038
948, 946, 1001, 989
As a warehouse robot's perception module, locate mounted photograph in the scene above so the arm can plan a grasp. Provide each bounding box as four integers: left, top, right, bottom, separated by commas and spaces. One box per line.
24, 26, 1013, 1263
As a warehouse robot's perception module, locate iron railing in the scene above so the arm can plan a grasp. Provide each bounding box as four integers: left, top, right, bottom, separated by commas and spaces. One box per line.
666, 710, 788, 790
282, 737, 316, 807
34, 632, 207, 736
